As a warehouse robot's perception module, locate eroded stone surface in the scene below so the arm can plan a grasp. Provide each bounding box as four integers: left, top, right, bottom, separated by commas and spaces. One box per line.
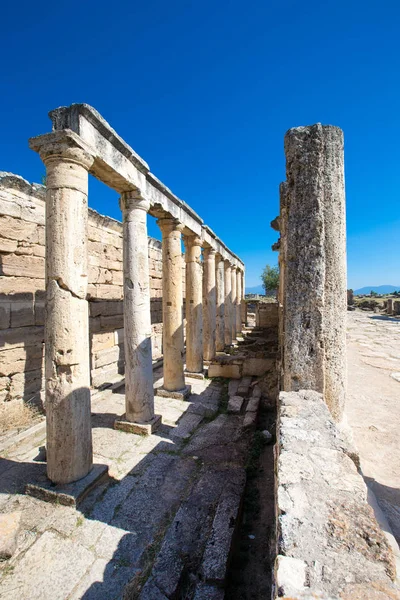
275, 390, 398, 599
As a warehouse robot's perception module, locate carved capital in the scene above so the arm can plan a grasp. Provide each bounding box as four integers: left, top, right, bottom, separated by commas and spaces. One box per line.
120, 190, 150, 213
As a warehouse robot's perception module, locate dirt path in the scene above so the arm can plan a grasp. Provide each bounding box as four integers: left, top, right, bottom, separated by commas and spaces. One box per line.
346, 311, 400, 544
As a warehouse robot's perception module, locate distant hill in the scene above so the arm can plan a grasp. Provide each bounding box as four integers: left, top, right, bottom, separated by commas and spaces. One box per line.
354, 285, 400, 295
246, 285, 265, 295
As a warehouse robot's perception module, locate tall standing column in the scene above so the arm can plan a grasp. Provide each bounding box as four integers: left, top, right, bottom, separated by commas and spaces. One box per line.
241, 270, 247, 326
30, 134, 94, 485
157, 217, 186, 392
224, 261, 232, 346
184, 235, 203, 373
215, 254, 225, 351
283, 124, 347, 421
231, 266, 237, 341
236, 268, 242, 335
203, 248, 217, 361
120, 191, 155, 425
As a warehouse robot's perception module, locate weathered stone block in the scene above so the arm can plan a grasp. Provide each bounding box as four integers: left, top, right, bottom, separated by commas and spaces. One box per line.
0, 512, 21, 559
10, 301, 35, 328
208, 364, 241, 379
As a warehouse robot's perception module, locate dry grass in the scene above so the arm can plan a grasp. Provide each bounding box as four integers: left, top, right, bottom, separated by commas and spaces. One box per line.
0, 401, 42, 435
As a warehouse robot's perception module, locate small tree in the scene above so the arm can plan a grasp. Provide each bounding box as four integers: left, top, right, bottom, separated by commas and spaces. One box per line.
261, 264, 279, 294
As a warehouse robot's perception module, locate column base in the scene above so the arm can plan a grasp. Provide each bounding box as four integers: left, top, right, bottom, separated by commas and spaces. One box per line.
25, 463, 109, 507
185, 370, 205, 380
114, 414, 162, 436
155, 385, 192, 401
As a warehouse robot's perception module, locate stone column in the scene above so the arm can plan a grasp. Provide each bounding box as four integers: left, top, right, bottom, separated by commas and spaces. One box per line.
215, 254, 225, 351
241, 270, 247, 326
236, 268, 242, 335
157, 217, 187, 394
30, 135, 94, 484
116, 191, 160, 433
184, 235, 203, 373
224, 261, 232, 346
231, 265, 237, 341
203, 247, 217, 361
283, 124, 347, 421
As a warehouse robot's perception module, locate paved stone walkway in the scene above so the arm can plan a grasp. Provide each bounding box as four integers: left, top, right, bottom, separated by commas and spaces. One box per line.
346, 311, 400, 545
0, 368, 257, 599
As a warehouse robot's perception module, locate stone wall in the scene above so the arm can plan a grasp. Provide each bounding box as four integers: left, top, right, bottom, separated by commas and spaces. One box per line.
274, 390, 397, 599
0, 172, 184, 405
255, 302, 279, 328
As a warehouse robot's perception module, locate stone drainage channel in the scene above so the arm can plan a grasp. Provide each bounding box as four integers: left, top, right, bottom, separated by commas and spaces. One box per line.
0, 327, 278, 600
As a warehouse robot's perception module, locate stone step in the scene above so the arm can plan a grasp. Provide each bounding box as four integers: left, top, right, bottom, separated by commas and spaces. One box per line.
139, 466, 245, 600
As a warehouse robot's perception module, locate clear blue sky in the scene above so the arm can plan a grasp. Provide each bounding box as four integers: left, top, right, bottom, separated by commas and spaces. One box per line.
1, 0, 399, 289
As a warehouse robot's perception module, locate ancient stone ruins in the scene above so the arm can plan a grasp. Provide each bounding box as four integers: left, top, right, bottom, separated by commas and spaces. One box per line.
0, 107, 398, 599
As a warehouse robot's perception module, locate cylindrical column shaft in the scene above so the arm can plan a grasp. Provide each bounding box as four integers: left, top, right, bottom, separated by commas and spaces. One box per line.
231, 266, 237, 341
241, 270, 247, 326
158, 218, 185, 391
184, 235, 203, 373
283, 124, 347, 421
215, 254, 225, 352
43, 145, 93, 484
236, 269, 242, 335
224, 262, 232, 346
203, 248, 217, 361
122, 192, 154, 423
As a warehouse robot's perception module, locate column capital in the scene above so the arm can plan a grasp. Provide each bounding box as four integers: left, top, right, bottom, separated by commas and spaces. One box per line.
183, 234, 203, 250
120, 190, 150, 213
215, 252, 224, 263
157, 216, 184, 234
203, 247, 216, 259
29, 130, 94, 171
224, 259, 232, 269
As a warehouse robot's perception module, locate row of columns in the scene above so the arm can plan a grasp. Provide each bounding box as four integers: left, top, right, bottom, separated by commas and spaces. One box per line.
31, 134, 245, 485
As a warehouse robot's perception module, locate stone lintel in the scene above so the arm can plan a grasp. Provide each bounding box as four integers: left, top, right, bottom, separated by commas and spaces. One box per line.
43, 103, 244, 268
114, 414, 162, 436
25, 463, 109, 507
155, 385, 192, 401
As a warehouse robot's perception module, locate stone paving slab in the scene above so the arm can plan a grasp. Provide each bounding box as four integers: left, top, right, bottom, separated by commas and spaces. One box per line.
0, 373, 257, 600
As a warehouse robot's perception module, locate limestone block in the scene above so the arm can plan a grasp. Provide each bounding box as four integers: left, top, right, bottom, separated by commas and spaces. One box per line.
1, 326, 44, 349
90, 331, 115, 352
0, 303, 10, 328
227, 396, 244, 413
208, 363, 241, 379
0, 276, 45, 296
255, 302, 278, 328
10, 301, 35, 328
1, 254, 45, 279
275, 555, 307, 597
0, 346, 43, 377
35, 302, 45, 325
0, 512, 21, 559
93, 345, 121, 369
0, 238, 18, 253
100, 314, 123, 331
10, 369, 43, 400
243, 357, 275, 377
0, 215, 39, 242
87, 283, 123, 300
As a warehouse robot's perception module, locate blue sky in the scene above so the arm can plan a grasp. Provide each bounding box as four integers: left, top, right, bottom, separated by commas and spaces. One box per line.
1, 0, 399, 289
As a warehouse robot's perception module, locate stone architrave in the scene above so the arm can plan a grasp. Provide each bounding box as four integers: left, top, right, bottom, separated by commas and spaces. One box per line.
29, 132, 94, 484
236, 268, 242, 335
215, 253, 225, 352
157, 217, 186, 392
203, 247, 217, 361
224, 261, 232, 346
184, 235, 203, 373
120, 191, 156, 425
283, 124, 347, 421
231, 266, 237, 341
